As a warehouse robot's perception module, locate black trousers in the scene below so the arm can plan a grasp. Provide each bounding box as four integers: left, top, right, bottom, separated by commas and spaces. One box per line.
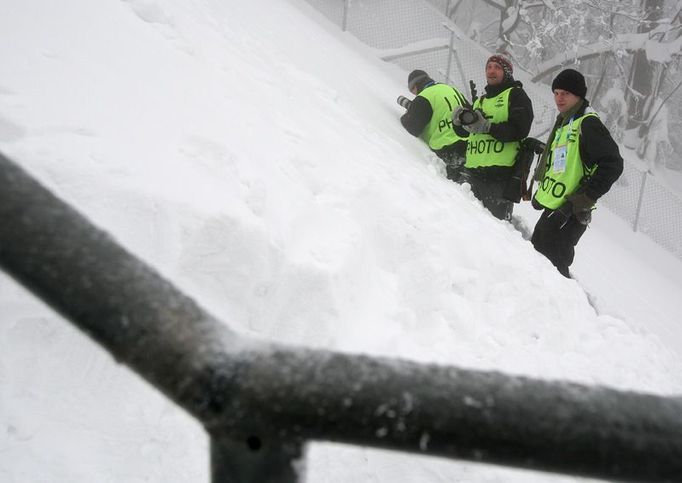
531, 209, 587, 278
461, 169, 513, 221
434, 142, 467, 183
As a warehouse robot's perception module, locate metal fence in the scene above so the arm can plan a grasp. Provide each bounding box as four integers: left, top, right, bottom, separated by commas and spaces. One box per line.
3, 151, 682, 482
307, 0, 682, 260
602, 163, 682, 258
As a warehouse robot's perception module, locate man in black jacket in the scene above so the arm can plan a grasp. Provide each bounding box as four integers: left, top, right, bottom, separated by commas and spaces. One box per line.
452, 54, 534, 220
531, 69, 623, 278
398, 70, 470, 182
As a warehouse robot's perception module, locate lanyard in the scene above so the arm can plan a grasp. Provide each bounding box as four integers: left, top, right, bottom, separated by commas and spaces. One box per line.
554, 116, 575, 145
552, 116, 575, 174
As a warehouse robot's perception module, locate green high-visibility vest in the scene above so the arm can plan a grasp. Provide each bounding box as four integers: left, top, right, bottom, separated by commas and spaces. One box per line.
534, 113, 599, 210
465, 87, 519, 168
418, 84, 468, 150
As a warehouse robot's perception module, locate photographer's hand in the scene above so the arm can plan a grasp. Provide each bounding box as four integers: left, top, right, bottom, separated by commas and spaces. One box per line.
462, 110, 491, 134
451, 106, 465, 126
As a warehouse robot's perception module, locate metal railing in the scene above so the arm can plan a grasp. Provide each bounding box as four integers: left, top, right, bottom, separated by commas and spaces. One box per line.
3, 154, 682, 482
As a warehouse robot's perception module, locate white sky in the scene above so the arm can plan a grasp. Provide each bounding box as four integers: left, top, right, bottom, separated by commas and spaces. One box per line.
1, 1, 681, 482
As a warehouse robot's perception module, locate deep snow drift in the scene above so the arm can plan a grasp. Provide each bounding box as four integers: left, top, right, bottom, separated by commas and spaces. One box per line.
1, 1, 681, 482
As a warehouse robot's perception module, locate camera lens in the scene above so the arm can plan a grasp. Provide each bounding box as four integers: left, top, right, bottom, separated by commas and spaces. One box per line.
459, 109, 476, 126
397, 95, 411, 109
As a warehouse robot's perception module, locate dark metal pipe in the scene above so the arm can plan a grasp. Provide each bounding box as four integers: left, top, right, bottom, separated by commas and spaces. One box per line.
210, 435, 303, 483
2, 151, 682, 482
211, 347, 682, 482
0, 151, 242, 414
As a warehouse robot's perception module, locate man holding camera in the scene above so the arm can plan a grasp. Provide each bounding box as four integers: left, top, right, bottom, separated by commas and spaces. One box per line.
530, 69, 623, 278
452, 54, 534, 221
398, 70, 470, 182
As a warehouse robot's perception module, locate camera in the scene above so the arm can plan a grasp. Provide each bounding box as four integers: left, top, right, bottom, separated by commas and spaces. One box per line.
523, 137, 546, 155
397, 95, 411, 109
457, 108, 478, 126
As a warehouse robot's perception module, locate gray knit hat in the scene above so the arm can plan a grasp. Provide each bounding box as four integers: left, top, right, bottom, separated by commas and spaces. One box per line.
407, 70, 432, 91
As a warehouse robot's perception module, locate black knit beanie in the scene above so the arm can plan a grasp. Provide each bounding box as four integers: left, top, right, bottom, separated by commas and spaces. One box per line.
551, 69, 587, 98
408, 69, 432, 92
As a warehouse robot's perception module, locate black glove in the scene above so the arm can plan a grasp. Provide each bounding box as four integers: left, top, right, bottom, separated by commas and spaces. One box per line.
397, 95, 411, 109
575, 210, 592, 226
566, 192, 595, 213
545, 202, 573, 230
566, 192, 595, 226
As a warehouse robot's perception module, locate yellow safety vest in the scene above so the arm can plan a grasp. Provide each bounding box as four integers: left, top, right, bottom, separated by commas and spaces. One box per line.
465, 87, 519, 168
534, 113, 599, 209
418, 84, 468, 150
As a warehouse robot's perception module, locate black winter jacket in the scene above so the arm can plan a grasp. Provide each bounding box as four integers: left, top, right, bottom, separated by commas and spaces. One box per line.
400, 94, 433, 137
400, 83, 469, 159
466, 79, 534, 180
573, 102, 624, 201
482, 79, 534, 142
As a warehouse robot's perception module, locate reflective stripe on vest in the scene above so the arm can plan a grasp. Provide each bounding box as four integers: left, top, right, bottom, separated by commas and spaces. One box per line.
418, 84, 468, 150
465, 87, 519, 168
534, 113, 599, 210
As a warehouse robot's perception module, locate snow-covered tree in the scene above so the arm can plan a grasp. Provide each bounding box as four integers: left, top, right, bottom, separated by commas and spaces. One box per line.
444, 0, 682, 172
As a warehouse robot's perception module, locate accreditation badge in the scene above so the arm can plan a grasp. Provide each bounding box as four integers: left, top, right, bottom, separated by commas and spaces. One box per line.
553, 144, 568, 173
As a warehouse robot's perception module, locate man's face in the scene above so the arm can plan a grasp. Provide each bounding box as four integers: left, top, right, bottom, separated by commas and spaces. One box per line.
486, 62, 504, 86
554, 89, 581, 114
